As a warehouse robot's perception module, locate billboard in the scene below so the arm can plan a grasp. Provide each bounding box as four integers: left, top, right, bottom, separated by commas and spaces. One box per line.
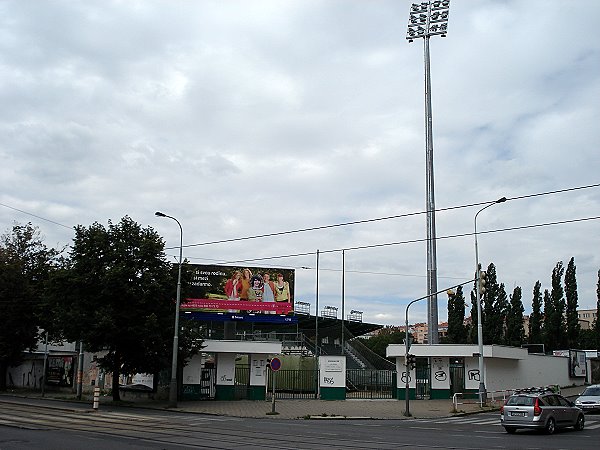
46, 356, 75, 387
569, 350, 587, 378
181, 264, 295, 315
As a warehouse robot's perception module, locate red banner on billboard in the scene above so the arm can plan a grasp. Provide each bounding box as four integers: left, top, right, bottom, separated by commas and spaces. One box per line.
181, 298, 293, 314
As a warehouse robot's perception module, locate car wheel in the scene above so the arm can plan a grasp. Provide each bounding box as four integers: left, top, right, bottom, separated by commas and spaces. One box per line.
545, 417, 556, 435
575, 414, 585, 431
504, 426, 517, 434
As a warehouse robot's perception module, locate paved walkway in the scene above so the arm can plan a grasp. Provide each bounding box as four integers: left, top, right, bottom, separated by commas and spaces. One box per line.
1, 385, 584, 420
164, 397, 490, 419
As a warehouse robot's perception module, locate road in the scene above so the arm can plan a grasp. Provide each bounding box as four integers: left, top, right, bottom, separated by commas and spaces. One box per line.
1, 398, 600, 449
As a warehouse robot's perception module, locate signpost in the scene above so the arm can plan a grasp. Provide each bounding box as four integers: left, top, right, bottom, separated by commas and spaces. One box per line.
268, 358, 281, 415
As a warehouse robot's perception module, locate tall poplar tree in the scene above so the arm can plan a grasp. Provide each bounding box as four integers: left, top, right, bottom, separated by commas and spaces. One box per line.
551, 261, 567, 349
528, 281, 543, 345
482, 263, 500, 344
564, 257, 581, 348
505, 286, 525, 347
496, 284, 510, 344
447, 285, 467, 343
543, 289, 558, 352
469, 288, 478, 344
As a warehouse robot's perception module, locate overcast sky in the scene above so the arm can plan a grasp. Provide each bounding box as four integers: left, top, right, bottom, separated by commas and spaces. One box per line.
2, 0, 600, 327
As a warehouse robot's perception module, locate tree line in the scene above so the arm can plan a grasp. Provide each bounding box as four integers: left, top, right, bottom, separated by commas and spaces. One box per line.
0, 218, 203, 400
445, 259, 600, 352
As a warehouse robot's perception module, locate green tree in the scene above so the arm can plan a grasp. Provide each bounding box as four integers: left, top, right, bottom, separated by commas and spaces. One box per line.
481, 263, 500, 344
542, 289, 558, 352
528, 281, 543, 345
564, 257, 581, 349
446, 286, 467, 344
359, 327, 406, 359
492, 283, 509, 344
480, 263, 508, 344
468, 287, 478, 344
47, 216, 196, 401
551, 261, 567, 349
505, 286, 524, 347
0, 223, 59, 390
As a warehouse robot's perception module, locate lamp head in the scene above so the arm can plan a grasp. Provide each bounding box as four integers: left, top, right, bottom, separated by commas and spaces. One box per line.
496, 197, 507, 204
155, 211, 167, 217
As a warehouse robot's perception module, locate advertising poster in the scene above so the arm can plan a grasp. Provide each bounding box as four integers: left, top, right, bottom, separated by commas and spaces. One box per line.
569, 350, 586, 378
46, 356, 75, 387
181, 264, 295, 315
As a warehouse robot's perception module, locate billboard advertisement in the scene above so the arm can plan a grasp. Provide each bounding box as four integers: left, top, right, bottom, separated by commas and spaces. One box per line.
569, 350, 587, 378
46, 356, 75, 387
181, 264, 295, 315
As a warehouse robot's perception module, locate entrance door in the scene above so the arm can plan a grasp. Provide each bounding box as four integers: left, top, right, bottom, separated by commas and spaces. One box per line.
449, 358, 465, 396
415, 359, 430, 399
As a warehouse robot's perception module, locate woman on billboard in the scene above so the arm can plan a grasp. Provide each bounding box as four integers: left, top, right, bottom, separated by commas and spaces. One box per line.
274, 273, 291, 303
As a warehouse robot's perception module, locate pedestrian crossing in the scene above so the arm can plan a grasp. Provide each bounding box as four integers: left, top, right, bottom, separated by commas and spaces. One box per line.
422, 414, 600, 430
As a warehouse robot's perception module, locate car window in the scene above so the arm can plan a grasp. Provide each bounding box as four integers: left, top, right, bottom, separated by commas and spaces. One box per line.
507, 396, 534, 406
557, 396, 571, 407
582, 387, 600, 396
544, 395, 559, 406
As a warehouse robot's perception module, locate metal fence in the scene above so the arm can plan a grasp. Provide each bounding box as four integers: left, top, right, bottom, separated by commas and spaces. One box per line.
346, 369, 396, 399
267, 369, 318, 399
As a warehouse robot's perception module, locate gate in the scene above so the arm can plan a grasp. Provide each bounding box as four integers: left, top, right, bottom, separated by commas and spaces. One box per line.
234, 366, 251, 400
346, 369, 396, 399
415, 360, 430, 399
267, 369, 317, 399
449, 358, 465, 396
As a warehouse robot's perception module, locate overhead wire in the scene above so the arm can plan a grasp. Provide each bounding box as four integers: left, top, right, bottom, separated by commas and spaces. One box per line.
167, 182, 600, 250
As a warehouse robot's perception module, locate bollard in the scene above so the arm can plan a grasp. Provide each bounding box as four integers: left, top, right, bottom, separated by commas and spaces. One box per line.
92, 386, 100, 410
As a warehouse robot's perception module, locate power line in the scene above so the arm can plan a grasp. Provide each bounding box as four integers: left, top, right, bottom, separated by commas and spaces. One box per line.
207, 215, 600, 265
0, 202, 72, 229
168, 182, 600, 250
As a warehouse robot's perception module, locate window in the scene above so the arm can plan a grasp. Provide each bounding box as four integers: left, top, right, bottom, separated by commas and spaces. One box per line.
507, 396, 534, 406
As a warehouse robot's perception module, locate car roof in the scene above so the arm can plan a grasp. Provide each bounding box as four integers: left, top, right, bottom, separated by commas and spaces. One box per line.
511, 387, 557, 396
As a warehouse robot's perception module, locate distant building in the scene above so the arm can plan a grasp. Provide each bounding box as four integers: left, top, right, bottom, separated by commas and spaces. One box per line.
578, 308, 598, 330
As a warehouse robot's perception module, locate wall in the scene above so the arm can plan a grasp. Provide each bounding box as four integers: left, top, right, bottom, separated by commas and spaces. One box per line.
485, 354, 582, 393
6, 357, 44, 389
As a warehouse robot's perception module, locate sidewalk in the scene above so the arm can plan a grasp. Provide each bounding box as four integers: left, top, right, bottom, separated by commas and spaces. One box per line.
165, 397, 491, 419
1, 385, 584, 420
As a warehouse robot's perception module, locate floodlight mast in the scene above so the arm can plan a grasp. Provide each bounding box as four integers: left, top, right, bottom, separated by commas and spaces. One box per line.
406, 1, 450, 344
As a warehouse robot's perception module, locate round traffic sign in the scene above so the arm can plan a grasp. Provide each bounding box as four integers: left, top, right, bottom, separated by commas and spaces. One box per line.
270, 357, 282, 371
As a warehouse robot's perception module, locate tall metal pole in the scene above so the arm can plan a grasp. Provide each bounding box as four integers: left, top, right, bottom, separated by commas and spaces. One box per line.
41, 331, 48, 397
341, 249, 345, 355
155, 211, 183, 408
315, 249, 320, 357
407, 0, 451, 345
474, 197, 506, 405
423, 33, 439, 344
77, 340, 84, 400
314, 249, 320, 399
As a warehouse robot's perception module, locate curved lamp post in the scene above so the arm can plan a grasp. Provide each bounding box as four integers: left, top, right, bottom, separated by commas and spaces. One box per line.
403, 282, 470, 417
474, 197, 506, 405
155, 211, 183, 408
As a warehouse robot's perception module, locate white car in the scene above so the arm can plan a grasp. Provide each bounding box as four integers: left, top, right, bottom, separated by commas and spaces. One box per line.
575, 385, 600, 412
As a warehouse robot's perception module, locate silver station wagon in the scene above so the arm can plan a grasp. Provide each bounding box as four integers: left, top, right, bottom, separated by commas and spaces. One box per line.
500, 388, 585, 434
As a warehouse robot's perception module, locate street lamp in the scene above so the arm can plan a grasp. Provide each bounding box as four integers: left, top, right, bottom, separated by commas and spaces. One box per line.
406, 0, 451, 344
155, 211, 183, 408
474, 197, 506, 405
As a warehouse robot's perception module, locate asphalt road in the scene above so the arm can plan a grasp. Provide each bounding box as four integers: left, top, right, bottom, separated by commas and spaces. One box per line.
1, 398, 600, 450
